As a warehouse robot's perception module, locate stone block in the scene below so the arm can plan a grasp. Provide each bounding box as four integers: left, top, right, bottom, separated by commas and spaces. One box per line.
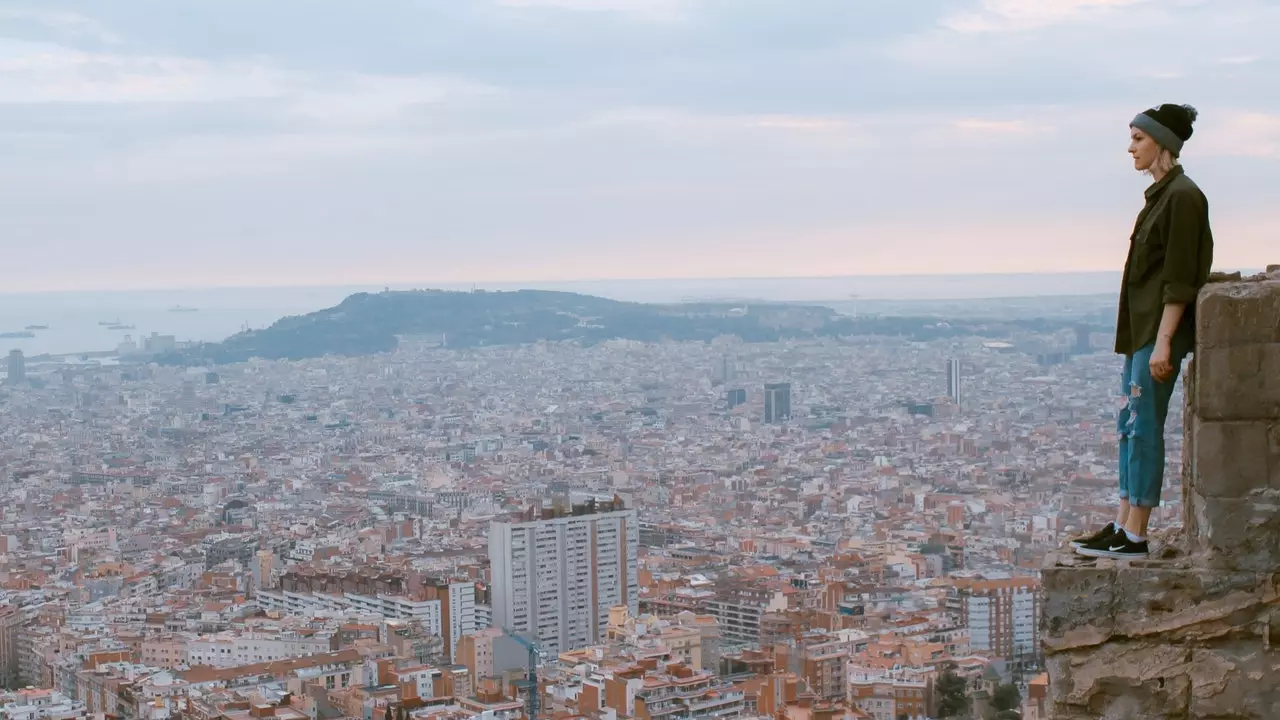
1193, 344, 1280, 421
1050, 642, 1192, 718
1197, 276, 1280, 348
1189, 488, 1280, 572
1193, 420, 1272, 497
1041, 565, 1116, 651
1188, 643, 1280, 718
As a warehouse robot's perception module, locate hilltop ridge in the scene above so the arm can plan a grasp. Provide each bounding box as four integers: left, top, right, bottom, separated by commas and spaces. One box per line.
158, 288, 1084, 364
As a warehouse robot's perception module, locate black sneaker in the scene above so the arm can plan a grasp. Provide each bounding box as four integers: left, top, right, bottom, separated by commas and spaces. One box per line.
1075, 533, 1149, 559
1069, 524, 1116, 549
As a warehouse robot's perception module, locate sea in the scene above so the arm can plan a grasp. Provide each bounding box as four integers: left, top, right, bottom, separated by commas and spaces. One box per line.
0, 270, 1251, 358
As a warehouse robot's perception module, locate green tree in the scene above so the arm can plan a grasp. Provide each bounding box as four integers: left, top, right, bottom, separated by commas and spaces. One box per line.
994, 711, 1023, 720
936, 665, 971, 718
992, 683, 1022, 712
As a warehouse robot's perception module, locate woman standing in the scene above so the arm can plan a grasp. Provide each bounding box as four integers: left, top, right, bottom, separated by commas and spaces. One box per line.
1073, 104, 1214, 559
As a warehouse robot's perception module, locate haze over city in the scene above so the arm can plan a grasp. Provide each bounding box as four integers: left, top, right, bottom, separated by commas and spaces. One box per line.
2, 0, 1278, 292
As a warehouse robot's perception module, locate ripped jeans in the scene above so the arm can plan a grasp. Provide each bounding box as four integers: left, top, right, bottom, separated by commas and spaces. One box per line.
1118, 337, 1193, 508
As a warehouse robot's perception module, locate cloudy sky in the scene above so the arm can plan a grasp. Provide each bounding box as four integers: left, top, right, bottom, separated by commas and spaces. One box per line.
1, 0, 1276, 293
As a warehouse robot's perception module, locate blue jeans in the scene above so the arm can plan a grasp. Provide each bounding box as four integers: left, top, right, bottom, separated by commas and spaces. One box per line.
1118, 338, 1193, 508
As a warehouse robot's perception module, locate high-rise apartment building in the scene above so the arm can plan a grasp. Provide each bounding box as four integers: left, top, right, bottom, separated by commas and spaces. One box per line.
725, 388, 746, 409
717, 356, 735, 384
489, 497, 638, 655
0, 605, 21, 689
1074, 324, 1092, 354
946, 359, 963, 407
5, 350, 24, 386
956, 576, 1040, 669
763, 382, 791, 424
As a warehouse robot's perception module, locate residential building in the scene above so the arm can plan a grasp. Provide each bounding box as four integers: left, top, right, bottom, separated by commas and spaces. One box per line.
489, 497, 639, 655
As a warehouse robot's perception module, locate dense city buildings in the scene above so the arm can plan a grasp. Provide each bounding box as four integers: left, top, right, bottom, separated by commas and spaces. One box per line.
0, 295, 1163, 720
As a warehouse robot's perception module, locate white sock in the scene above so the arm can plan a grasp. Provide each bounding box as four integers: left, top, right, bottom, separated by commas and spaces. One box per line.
1124, 529, 1145, 543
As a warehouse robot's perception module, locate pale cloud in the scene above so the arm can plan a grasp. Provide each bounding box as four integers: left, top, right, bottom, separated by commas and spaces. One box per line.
0, 40, 287, 104
952, 118, 1045, 134
942, 0, 1149, 33
748, 116, 852, 133
589, 108, 856, 135
0, 8, 121, 43
1197, 111, 1280, 158
0, 39, 499, 135
494, 0, 691, 21
1217, 54, 1262, 65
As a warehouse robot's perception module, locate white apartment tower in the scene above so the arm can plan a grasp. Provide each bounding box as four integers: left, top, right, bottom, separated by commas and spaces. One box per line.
489, 500, 639, 655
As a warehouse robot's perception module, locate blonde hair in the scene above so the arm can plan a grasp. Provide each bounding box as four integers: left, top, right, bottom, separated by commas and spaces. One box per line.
1144, 147, 1180, 177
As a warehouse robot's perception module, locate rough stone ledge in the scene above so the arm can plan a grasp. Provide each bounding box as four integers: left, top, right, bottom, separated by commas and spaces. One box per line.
1043, 554, 1280, 719
1046, 639, 1280, 719
1042, 559, 1279, 653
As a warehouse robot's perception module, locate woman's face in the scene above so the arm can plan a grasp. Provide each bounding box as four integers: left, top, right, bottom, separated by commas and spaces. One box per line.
1128, 127, 1161, 172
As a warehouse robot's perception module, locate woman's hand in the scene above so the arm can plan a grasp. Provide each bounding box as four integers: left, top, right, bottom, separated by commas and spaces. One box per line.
1150, 337, 1175, 383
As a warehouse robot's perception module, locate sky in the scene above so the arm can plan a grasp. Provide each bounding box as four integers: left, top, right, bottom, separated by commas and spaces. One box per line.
0, 0, 1277, 293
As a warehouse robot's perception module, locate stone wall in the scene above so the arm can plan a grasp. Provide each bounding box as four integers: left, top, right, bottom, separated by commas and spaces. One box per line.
1042, 267, 1280, 720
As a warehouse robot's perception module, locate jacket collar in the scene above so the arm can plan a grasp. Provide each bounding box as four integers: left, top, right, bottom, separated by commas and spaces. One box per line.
1144, 164, 1185, 200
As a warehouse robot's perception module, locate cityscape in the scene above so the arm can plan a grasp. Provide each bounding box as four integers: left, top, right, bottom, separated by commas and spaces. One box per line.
0, 290, 1162, 720
2, 0, 1277, 718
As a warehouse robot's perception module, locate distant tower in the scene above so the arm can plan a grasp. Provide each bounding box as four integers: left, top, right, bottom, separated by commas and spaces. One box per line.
764, 382, 792, 424
713, 356, 735, 384
180, 381, 198, 414
725, 388, 747, 409
6, 350, 25, 385
946, 359, 963, 407
1074, 325, 1092, 354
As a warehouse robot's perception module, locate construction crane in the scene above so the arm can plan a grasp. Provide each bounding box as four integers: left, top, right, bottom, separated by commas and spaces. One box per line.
504, 628, 545, 720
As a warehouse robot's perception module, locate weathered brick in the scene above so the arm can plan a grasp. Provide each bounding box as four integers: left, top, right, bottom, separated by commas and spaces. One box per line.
1193, 420, 1271, 497
1193, 344, 1280, 421
1188, 488, 1280, 572
1196, 277, 1280, 348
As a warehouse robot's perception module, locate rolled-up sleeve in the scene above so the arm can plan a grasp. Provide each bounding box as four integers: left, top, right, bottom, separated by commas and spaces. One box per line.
1161, 189, 1206, 305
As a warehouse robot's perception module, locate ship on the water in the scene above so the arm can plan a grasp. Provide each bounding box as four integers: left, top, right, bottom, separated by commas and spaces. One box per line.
24, 325, 49, 331
169, 306, 199, 313
107, 324, 136, 330
98, 319, 121, 326
0, 331, 35, 339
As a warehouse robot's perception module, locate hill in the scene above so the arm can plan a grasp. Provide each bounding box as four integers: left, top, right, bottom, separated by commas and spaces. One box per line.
157, 288, 1079, 364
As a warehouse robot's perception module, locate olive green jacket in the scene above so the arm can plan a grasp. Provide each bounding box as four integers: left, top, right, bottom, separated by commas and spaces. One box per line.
1114, 165, 1214, 356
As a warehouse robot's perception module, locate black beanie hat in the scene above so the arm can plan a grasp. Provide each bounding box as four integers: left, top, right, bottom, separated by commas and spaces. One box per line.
1130, 104, 1198, 156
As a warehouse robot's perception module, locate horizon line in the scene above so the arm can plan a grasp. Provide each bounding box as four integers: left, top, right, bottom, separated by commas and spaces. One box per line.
0, 267, 1262, 299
